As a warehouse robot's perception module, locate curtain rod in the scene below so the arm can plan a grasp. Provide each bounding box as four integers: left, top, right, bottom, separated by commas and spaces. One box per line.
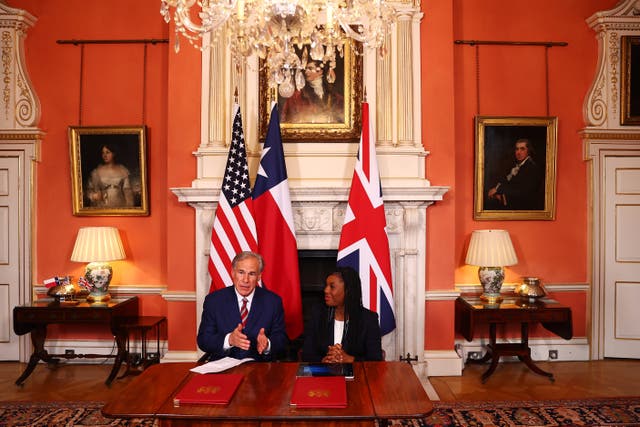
455, 40, 567, 47
57, 39, 168, 45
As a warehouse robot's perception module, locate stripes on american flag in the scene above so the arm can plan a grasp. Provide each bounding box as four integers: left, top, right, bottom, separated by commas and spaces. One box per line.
337, 101, 396, 335
208, 104, 258, 293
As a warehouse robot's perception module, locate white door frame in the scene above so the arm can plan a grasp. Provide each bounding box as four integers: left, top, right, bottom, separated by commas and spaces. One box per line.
0, 140, 40, 362
583, 132, 640, 359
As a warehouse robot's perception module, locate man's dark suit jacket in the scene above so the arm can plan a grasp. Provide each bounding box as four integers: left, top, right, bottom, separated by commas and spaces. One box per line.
197, 285, 288, 361
495, 157, 544, 210
301, 303, 383, 362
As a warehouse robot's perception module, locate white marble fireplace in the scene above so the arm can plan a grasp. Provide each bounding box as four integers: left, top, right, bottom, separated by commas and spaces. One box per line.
171, 2, 449, 373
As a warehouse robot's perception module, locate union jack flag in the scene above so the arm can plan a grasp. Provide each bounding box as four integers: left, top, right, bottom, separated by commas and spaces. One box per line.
208, 104, 258, 292
337, 101, 396, 335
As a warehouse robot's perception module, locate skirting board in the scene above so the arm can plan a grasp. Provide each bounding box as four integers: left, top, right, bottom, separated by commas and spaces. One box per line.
42, 339, 167, 364
425, 337, 590, 377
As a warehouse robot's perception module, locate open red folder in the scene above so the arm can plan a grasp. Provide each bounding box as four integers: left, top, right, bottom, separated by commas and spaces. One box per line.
290, 376, 347, 408
173, 373, 243, 406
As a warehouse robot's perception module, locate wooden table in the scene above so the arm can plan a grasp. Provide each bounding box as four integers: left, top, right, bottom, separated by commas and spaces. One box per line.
102, 361, 433, 426
455, 296, 572, 383
13, 296, 139, 386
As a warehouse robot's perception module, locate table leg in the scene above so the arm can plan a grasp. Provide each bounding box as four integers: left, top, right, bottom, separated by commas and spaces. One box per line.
517, 323, 554, 381
480, 323, 500, 383
106, 327, 128, 386
15, 326, 51, 385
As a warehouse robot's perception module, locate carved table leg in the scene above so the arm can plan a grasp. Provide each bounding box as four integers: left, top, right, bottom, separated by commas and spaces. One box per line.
518, 323, 554, 381
106, 326, 128, 386
15, 325, 49, 385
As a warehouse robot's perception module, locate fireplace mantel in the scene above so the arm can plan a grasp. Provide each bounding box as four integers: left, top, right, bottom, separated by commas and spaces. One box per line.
171, 184, 448, 372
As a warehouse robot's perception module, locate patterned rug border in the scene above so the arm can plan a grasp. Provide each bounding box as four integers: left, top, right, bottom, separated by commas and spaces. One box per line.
432, 396, 640, 409
0, 400, 156, 427
426, 396, 640, 427
2, 398, 640, 427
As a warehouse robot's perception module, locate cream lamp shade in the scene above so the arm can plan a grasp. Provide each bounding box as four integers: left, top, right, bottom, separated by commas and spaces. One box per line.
465, 230, 517, 303
71, 227, 125, 302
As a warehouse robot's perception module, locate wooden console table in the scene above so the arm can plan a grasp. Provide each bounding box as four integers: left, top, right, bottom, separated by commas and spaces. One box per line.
13, 296, 139, 386
455, 296, 572, 383
103, 361, 433, 426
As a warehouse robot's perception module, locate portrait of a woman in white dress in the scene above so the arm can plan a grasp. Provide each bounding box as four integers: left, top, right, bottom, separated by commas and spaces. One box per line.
70, 126, 148, 216
86, 144, 135, 208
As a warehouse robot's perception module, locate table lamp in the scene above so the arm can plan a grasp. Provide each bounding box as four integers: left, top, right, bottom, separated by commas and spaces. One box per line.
465, 229, 518, 304
70, 227, 126, 302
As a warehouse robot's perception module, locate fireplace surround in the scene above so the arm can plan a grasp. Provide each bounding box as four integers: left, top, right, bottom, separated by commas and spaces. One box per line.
171, 2, 450, 376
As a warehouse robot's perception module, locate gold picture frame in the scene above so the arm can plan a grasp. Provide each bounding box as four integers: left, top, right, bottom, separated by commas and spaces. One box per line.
69, 126, 149, 216
474, 116, 557, 220
621, 36, 640, 125
258, 44, 362, 142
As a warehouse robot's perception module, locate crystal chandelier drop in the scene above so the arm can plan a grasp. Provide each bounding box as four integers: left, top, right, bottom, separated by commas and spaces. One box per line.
160, 0, 395, 97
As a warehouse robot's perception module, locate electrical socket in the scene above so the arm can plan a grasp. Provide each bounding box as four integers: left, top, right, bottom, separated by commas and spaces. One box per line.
468, 351, 482, 360
65, 349, 75, 356
130, 353, 142, 366
548, 349, 558, 360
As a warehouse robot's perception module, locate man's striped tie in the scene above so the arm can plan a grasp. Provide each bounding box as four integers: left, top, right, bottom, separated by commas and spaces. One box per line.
240, 297, 248, 328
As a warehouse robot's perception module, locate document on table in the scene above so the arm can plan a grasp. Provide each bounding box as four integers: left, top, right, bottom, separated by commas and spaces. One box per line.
190, 357, 254, 374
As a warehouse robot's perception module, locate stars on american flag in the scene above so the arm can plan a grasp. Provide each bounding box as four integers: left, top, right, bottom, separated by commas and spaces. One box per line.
222, 110, 251, 207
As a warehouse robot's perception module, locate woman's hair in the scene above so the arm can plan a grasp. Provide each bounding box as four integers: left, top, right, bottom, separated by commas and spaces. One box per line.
99, 143, 118, 162
327, 266, 363, 322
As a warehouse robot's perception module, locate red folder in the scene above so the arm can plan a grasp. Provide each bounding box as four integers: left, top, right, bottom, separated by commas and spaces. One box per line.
290, 376, 347, 408
173, 373, 243, 406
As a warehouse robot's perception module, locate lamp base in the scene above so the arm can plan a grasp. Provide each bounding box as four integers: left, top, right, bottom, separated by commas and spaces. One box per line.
85, 261, 113, 303
478, 266, 505, 304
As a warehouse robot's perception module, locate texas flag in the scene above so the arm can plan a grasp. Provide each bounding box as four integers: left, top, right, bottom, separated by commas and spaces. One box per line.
337, 101, 396, 335
252, 104, 304, 340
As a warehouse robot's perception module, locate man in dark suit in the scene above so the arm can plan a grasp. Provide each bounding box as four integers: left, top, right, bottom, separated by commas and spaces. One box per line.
197, 251, 288, 361
487, 138, 544, 210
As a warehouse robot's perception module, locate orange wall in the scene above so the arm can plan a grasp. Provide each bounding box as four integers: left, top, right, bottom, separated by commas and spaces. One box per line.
14, 0, 617, 355
421, 0, 617, 350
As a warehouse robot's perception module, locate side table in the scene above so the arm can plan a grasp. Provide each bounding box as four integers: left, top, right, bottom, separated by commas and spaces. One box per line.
13, 296, 139, 386
118, 316, 167, 378
455, 296, 572, 383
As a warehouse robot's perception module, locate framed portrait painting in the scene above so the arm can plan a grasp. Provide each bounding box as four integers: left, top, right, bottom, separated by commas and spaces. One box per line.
621, 36, 640, 125
69, 126, 149, 216
474, 116, 557, 220
258, 44, 362, 142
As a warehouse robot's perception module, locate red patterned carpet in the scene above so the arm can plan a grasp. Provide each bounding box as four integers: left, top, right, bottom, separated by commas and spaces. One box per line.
1, 398, 639, 426
416, 398, 640, 427
0, 401, 156, 427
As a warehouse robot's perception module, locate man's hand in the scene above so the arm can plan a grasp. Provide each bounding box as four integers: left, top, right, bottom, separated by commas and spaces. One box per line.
229, 323, 250, 350
256, 328, 269, 354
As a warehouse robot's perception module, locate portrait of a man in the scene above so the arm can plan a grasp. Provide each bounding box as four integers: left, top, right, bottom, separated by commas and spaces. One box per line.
279, 58, 345, 125
485, 136, 545, 211
258, 44, 362, 142
474, 116, 557, 220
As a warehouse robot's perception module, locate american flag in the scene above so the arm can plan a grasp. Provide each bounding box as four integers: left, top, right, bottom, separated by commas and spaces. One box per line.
337, 101, 396, 335
252, 104, 304, 340
208, 104, 258, 292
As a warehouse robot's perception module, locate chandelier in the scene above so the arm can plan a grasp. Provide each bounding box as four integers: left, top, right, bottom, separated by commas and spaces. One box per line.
160, 0, 396, 97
